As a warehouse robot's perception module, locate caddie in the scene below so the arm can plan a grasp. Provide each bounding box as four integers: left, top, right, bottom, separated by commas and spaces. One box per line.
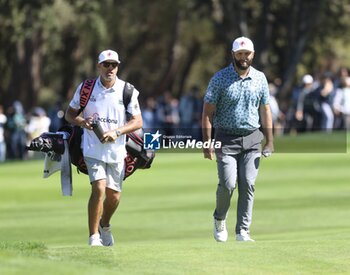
65, 49, 143, 246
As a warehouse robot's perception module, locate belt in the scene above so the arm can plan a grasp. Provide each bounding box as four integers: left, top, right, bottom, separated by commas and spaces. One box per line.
215, 128, 257, 137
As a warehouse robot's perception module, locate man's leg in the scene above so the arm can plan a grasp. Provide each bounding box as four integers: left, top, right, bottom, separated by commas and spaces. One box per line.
212, 152, 238, 242
214, 152, 237, 220
98, 161, 124, 246
236, 150, 260, 234
101, 188, 121, 227
88, 179, 106, 236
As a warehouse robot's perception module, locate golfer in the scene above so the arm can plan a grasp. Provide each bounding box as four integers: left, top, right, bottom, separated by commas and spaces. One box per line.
65, 49, 142, 246
202, 37, 274, 242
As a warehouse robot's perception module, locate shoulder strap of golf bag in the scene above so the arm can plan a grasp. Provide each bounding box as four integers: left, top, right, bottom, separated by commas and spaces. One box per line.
61, 78, 97, 174
78, 79, 133, 115
123, 82, 134, 121
77, 78, 97, 115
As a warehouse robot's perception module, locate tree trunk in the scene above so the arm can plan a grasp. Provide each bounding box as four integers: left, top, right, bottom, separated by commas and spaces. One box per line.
6, 18, 43, 112
277, 0, 324, 111
255, 0, 273, 71
152, 12, 182, 96
60, 33, 81, 101
176, 40, 200, 98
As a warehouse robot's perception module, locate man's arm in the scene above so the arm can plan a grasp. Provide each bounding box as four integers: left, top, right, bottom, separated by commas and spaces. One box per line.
101, 114, 143, 143
202, 102, 216, 160
65, 106, 93, 130
259, 104, 274, 156
116, 114, 143, 135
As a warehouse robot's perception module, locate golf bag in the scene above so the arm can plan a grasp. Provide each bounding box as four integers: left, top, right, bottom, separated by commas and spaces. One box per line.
27, 78, 155, 179
26, 125, 155, 179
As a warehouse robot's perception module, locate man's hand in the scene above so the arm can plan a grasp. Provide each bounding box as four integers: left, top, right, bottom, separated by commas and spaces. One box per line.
101, 130, 119, 143
262, 143, 274, 158
80, 117, 93, 130
203, 147, 214, 160
65, 106, 93, 130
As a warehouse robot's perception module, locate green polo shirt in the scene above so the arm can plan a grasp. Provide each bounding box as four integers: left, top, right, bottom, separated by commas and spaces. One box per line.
204, 64, 269, 135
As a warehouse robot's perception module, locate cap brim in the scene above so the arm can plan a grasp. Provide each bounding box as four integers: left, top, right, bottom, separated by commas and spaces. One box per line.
98, 59, 121, 64
232, 48, 254, 53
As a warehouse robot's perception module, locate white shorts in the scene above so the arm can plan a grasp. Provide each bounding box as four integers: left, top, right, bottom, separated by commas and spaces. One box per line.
84, 157, 125, 192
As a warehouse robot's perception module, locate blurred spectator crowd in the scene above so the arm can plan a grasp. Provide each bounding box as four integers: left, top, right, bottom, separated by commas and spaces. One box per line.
274, 66, 350, 136
141, 86, 203, 139
0, 66, 349, 163
0, 101, 65, 162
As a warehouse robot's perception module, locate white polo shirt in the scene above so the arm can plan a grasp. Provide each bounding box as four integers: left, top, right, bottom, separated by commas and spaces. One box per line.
69, 76, 141, 163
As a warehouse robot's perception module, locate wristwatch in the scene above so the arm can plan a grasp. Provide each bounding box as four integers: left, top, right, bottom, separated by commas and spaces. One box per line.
116, 130, 122, 137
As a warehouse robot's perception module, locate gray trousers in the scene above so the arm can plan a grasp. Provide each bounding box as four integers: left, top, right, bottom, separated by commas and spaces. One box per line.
213, 129, 263, 234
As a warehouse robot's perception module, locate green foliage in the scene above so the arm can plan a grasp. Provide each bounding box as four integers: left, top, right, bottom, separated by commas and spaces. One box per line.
1, 0, 350, 109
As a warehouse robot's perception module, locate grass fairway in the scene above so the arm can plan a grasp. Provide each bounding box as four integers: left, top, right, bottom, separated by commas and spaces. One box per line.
1, 135, 350, 274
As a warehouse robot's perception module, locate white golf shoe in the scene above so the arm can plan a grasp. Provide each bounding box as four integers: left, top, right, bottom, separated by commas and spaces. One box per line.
88, 233, 103, 246
236, 229, 255, 242
98, 223, 114, 246
213, 218, 228, 242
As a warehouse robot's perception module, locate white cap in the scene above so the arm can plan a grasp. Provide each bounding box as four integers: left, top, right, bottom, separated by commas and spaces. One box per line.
98, 50, 121, 64
302, 74, 313, 84
232, 37, 254, 52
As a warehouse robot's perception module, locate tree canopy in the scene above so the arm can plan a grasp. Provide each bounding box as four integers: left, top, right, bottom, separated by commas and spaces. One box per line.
1, 0, 349, 112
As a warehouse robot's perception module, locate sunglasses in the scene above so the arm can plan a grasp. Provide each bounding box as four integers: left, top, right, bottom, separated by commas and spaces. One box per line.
101, 62, 119, 68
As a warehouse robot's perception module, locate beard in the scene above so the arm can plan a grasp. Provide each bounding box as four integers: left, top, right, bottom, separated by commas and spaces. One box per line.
102, 72, 116, 82
233, 57, 253, 71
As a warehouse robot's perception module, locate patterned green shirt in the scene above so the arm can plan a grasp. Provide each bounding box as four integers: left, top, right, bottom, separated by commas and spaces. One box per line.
204, 63, 269, 135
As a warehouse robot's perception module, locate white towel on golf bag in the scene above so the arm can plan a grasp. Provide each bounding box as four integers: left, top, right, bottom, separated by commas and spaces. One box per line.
43, 153, 62, 177
43, 132, 72, 196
